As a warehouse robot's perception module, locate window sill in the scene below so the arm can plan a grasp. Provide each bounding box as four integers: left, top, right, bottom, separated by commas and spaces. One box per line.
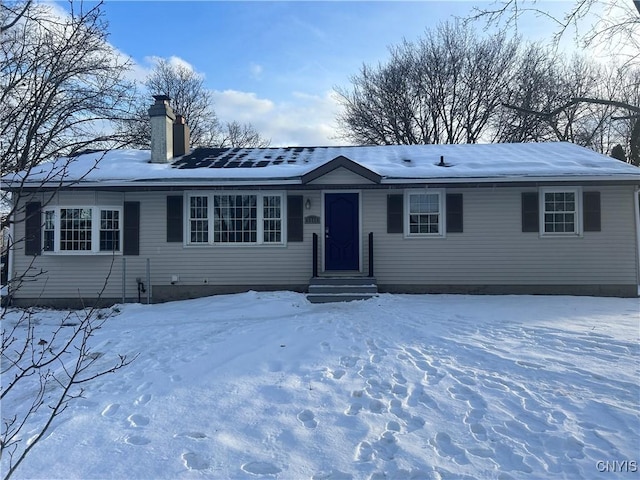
43, 251, 123, 256
184, 243, 287, 248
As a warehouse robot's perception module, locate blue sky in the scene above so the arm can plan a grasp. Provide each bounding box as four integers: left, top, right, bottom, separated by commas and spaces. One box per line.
56, 1, 572, 146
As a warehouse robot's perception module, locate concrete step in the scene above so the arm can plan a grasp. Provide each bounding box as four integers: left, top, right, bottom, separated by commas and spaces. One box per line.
308, 284, 378, 294
307, 293, 378, 304
307, 276, 378, 303
309, 276, 377, 286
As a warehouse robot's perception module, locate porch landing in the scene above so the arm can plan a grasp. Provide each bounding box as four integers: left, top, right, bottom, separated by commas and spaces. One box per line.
307, 276, 378, 303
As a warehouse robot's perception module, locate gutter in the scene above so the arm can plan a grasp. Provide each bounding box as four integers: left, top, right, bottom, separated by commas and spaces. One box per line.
5, 174, 640, 191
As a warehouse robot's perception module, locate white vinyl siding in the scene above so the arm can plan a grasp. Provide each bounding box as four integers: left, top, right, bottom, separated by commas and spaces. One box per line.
9, 185, 639, 302
363, 187, 638, 287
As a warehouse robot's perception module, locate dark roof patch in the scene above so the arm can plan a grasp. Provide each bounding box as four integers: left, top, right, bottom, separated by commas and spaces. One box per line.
172, 146, 326, 170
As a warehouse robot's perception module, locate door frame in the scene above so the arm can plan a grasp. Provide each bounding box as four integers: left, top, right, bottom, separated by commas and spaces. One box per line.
321, 189, 362, 273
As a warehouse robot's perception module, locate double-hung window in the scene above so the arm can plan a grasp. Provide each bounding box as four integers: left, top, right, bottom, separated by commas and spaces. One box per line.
42, 207, 122, 253
187, 192, 285, 245
541, 188, 580, 235
189, 196, 209, 243
406, 190, 444, 236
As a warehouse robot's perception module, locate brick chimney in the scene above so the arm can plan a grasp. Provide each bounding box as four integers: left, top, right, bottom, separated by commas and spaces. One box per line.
148, 95, 176, 164
173, 114, 190, 157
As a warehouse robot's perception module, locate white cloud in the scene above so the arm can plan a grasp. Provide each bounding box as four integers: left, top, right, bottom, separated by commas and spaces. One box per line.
212, 90, 274, 119
123, 55, 201, 87
212, 89, 346, 146
249, 63, 264, 79
142, 55, 196, 73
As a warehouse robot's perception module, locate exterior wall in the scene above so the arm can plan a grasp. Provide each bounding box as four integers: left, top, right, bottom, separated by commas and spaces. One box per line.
8, 184, 639, 307
10, 190, 321, 306
361, 186, 638, 295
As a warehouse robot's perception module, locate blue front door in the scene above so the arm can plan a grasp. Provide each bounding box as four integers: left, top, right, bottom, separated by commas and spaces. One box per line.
325, 193, 359, 271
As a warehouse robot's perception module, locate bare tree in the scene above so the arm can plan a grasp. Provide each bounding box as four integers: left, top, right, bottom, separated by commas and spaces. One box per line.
498, 58, 640, 164
119, 59, 270, 149
218, 120, 271, 148
1, 3, 138, 476
468, 0, 640, 63
468, 0, 640, 163
335, 21, 519, 145
0, 0, 32, 34
0, 1, 135, 174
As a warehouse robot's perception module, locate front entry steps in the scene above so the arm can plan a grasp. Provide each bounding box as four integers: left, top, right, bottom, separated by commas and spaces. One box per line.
307, 277, 378, 303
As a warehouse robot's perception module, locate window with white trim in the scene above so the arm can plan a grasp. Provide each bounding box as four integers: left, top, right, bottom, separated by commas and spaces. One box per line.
406, 191, 443, 236
214, 194, 257, 243
42, 207, 122, 253
189, 196, 209, 243
187, 192, 285, 245
262, 195, 282, 243
542, 189, 579, 234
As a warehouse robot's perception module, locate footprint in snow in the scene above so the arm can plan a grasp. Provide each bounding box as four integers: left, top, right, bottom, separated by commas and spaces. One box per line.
345, 403, 362, 416
127, 414, 150, 427
241, 461, 282, 476
373, 431, 398, 461
312, 470, 354, 480
174, 431, 207, 440
339, 356, 358, 368
430, 432, 469, 465
392, 372, 407, 385
297, 409, 318, 428
368, 399, 387, 414
182, 452, 209, 471
134, 394, 151, 406
124, 435, 150, 446
355, 441, 373, 462
136, 381, 152, 392
101, 403, 119, 417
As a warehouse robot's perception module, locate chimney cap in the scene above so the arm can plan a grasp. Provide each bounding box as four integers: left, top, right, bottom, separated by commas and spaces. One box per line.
153, 94, 171, 103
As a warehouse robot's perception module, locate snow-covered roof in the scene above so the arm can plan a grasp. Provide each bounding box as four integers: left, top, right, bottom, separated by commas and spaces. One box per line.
3, 142, 640, 188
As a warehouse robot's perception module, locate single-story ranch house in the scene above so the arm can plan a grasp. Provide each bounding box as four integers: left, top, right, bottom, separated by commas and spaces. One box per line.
3, 96, 640, 306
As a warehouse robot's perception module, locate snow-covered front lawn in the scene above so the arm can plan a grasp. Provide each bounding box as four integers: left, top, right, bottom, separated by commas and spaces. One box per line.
2, 292, 639, 479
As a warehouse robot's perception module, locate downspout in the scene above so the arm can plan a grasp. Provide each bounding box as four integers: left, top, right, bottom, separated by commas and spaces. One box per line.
7, 219, 14, 301
634, 187, 640, 296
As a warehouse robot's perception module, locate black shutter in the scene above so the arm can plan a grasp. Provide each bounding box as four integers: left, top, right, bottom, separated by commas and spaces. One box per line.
446, 193, 463, 233
387, 194, 403, 233
25, 202, 42, 256
287, 195, 304, 242
583, 191, 601, 232
123, 201, 140, 255
166, 196, 183, 242
521, 192, 539, 232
